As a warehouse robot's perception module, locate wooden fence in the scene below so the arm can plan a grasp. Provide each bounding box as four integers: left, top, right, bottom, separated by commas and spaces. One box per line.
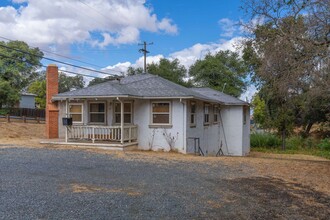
0, 108, 45, 123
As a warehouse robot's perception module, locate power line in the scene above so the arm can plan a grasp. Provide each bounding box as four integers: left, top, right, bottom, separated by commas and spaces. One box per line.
138, 41, 153, 73
0, 53, 101, 79
0, 36, 104, 69
77, 0, 111, 21
0, 43, 122, 76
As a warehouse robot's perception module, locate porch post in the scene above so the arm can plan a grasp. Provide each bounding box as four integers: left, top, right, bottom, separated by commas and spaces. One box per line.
65, 98, 68, 143
117, 97, 124, 144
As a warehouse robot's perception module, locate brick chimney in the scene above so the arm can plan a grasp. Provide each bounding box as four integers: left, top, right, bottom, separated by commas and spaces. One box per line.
46, 64, 59, 139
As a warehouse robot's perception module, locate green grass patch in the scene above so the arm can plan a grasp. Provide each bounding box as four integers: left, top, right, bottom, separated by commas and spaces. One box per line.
251, 132, 330, 160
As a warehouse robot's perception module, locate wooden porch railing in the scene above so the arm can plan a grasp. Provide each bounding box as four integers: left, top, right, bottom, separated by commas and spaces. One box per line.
68, 125, 138, 143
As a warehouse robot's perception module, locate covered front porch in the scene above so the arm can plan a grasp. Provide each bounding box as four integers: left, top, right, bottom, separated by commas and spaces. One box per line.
42, 125, 138, 150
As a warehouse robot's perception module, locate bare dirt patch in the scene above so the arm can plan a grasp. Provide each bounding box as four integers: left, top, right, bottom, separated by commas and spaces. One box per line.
0, 121, 45, 146
59, 183, 142, 197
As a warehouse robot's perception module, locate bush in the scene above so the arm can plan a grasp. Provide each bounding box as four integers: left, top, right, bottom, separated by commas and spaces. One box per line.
0, 109, 9, 115
251, 133, 281, 148
287, 136, 304, 150
318, 138, 330, 151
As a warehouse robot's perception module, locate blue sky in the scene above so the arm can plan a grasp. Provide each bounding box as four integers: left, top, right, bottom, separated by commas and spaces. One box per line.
0, 0, 255, 99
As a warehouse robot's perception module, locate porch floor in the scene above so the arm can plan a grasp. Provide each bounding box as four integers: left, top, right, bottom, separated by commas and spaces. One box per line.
40, 139, 138, 151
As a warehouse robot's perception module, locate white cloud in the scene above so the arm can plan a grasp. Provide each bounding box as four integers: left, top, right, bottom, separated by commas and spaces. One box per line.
240, 85, 257, 103
218, 18, 237, 38
0, 0, 178, 48
169, 37, 244, 69
134, 54, 164, 68
103, 61, 132, 74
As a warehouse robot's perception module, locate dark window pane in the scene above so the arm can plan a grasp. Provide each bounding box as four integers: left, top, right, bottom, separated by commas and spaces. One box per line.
124, 114, 131, 123
152, 103, 169, 113
90, 103, 105, 112
114, 103, 121, 112
70, 105, 82, 113
71, 114, 82, 122
191, 103, 196, 113
90, 113, 105, 123
124, 103, 131, 112
115, 114, 121, 123
190, 114, 195, 124
153, 114, 169, 124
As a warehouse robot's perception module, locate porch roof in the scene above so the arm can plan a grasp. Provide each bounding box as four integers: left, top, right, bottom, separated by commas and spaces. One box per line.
52, 73, 248, 105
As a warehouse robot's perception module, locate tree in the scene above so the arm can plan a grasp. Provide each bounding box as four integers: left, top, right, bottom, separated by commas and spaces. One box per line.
0, 40, 43, 108
28, 80, 46, 108
251, 93, 267, 128
0, 80, 20, 108
147, 58, 188, 86
189, 50, 248, 97
126, 66, 143, 76
0, 41, 43, 90
241, 0, 330, 146
58, 73, 84, 93
88, 75, 122, 87
27, 72, 85, 109
126, 59, 191, 87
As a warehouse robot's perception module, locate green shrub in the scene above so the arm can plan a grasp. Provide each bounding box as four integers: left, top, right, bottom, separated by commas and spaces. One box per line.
318, 138, 330, 151
251, 133, 281, 148
287, 136, 304, 150
0, 109, 9, 115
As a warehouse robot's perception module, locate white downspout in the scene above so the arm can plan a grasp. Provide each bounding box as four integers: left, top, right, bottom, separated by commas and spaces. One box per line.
65, 98, 68, 143
117, 97, 124, 144
180, 98, 186, 153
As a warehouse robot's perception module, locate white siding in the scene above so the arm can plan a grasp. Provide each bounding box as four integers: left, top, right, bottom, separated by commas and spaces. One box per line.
134, 99, 186, 153
186, 100, 221, 156
57, 98, 249, 156
242, 106, 250, 155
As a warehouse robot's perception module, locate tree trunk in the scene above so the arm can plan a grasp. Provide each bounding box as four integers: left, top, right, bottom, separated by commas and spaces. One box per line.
281, 128, 286, 151
304, 122, 313, 137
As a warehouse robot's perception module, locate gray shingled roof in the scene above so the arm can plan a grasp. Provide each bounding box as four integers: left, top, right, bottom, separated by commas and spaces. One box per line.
190, 88, 248, 105
53, 73, 247, 105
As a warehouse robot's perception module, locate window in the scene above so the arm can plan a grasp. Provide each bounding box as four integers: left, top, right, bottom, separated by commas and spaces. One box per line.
151, 102, 171, 124
69, 103, 83, 123
213, 105, 219, 123
114, 102, 132, 124
204, 104, 210, 125
89, 102, 105, 123
190, 101, 196, 126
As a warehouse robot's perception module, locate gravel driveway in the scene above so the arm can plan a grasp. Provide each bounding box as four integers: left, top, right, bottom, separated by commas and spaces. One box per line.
0, 146, 329, 219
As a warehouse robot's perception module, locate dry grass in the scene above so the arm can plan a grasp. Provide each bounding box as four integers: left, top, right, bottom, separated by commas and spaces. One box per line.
59, 183, 142, 196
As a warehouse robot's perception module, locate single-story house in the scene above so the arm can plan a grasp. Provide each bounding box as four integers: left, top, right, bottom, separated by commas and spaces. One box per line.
45, 65, 250, 156
18, 92, 36, 109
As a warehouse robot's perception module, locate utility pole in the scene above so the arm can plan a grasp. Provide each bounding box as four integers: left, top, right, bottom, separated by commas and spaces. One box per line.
138, 41, 153, 73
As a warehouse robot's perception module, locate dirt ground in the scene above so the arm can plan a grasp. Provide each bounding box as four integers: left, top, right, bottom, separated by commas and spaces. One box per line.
1, 122, 329, 196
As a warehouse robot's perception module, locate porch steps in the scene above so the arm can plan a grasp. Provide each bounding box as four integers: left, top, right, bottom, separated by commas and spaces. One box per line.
40, 139, 138, 151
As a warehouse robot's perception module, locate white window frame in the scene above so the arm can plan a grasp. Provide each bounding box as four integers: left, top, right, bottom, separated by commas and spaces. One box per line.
213, 105, 219, 124
190, 101, 196, 127
113, 101, 133, 125
204, 103, 210, 125
89, 101, 106, 124
69, 103, 83, 124
150, 101, 172, 126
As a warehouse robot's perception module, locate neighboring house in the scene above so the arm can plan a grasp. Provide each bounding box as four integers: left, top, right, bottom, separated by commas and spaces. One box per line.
18, 92, 36, 109
45, 65, 250, 156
